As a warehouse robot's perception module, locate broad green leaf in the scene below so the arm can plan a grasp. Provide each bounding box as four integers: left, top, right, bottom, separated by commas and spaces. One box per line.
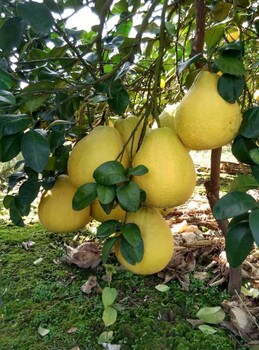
0, 133, 22, 162
115, 61, 132, 80
239, 107, 259, 138
232, 136, 258, 165
226, 223, 254, 267
119, 235, 144, 265
97, 331, 113, 345
18, 179, 40, 207
72, 183, 97, 211
198, 325, 217, 335
0, 68, 14, 90
213, 2, 232, 21
121, 223, 142, 247
228, 213, 249, 230
177, 53, 202, 75
217, 74, 245, 103
17, 1, 55, 33
96, 220, 121, 239
8, 172, 26, 190
9, 196, 25, 227
219, 41, 244, 59
100, 201, 116, 215
0, 17, 25, 53
0, 90, 16, 105
229, 174, 259, 192
205, 24, 225, 50
24, 95, 50, 114
116, 181, 141, 212
250, 148, 259, 165
97, 184, 116, 205
93, 160, 127, 185
252, 165, 259, 183
102, 287, 118, 308
196, 306, 225, 324
155, 284, 170, 292
213, 191, 258, 220
249, 209, 259, 246
214, 56, 245, 76
101, 236, 119, 263
108, 87, 129, 115
21, 130, 50, 172
127, 165, 148, 176
0, 115, 32, 136
102, 306, 117, 327
3, 195, 13, 209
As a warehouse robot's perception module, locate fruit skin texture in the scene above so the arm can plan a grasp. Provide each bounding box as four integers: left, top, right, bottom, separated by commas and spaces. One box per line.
90, 199, 125, 222
158, 103, 179, 131
174, 71, 242, 150
38, 175, 90, 233
132, 127, 196, 208
114, 206, 174, 275
67, 126, 129, 188
114, 116, 143, 158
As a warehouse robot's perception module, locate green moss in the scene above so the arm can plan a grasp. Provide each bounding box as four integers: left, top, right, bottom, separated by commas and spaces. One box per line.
0, 220, 249, 350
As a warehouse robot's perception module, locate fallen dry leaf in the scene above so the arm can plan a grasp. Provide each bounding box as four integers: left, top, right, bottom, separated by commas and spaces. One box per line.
63, 242, 101, 268
67, 327, 78, 334
81, 276, 102, 294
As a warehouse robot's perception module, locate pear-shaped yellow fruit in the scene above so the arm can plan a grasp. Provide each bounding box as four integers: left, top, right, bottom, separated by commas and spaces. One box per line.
158, 103, 179, 131
38, 175, 90, 233
114, 116, 144, 158
90, 199, 125, 222
67, 126, 129, 188
114, 206, 174, 275
132, 127, 196, 208
174, 71, 242, 150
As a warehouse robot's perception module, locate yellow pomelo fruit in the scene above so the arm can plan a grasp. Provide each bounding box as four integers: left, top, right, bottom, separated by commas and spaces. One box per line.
253, 90, 259, 102
114, 206, 174, 275
90, 199, 125, 222
175, 71, 242, 150
67, 126, 129, 187
132, 127, 196, 208
114, 116, 144, 158
38, 175, 90, 233
158, 103, 179, 131
225, 28, 240, 42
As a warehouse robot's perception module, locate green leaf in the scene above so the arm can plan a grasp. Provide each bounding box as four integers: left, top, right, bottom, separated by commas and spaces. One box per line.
155, 284, 170, 292
217, 74, 245, 103
8, 172, 26, 190
101, 236, 119, 263
0, 68, 14, 90
0, 90, 16, 105
119, 235, 144, 265
249, 209, 259, 246
96, 220, 121, 239
72, 183, 97, 211
127, 165, 148, 176
196, 306, 225, 324
93, 160, 127, 185
115, 61, 132, 80
0, 17, 26, 53
0, 115, 32, 136
102, 306, 117, 327
239, 107, 259, 138
213, 2, 232, 21
250, 149, 259, 165
226, 223, 254, 267
102, 287, 118, 308
116, 181, 141, 212
214, 56, 245, 76
18, 179, 40, 207
219, 41, 244, 59
121, 223, 142, 247
97, 184, 116, 205
213, 191, 258, 220
24, 95, 50, 114
205, 24, 225, 50
252, 165, 259, 183
9, 196, 25, 227
177, 53, 202, 75
108, 87, 129, 115
21, 130, 50, 172
229, 174, 259, 192
100, 201, 116, 215
198, 325, 217, 335
17, 1, 55, 33
228, 213, 249, 230
97, 331, 113, 345
232, 136, 258, 165
0, 133, 22, 162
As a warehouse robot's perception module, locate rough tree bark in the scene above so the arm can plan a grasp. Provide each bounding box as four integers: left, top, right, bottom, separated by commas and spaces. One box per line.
191, 0, 242, 295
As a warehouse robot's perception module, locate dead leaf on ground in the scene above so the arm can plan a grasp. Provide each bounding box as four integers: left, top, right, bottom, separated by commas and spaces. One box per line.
81, 276, 102, 294
63, 241, 101, 268
67, 327, 78, 334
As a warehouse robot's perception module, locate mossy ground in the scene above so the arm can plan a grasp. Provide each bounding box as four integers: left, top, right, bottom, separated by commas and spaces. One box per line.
0, 220, 248, 350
